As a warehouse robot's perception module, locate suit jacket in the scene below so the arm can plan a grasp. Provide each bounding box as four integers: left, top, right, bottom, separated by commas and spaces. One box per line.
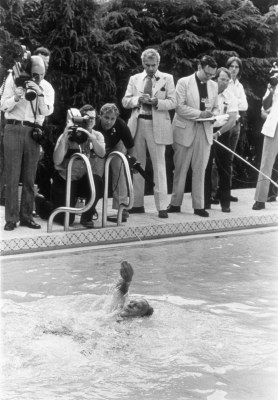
122, 70, 177, 145
172, 73, 218, 147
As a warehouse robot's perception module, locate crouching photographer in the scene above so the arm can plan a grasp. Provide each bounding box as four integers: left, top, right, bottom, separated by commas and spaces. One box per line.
36, 105, 105, 228
1, 51, 55, 231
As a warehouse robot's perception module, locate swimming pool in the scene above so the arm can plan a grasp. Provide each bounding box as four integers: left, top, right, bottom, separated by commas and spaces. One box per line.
1, 230, 278, 400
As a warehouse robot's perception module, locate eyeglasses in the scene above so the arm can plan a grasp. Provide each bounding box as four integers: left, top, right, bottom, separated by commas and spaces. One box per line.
31, 73, 43, 82
202, 68, 216, 79
204, 71, 215, 78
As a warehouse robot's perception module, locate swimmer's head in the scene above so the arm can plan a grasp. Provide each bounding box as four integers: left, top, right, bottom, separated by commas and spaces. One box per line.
120, 299, 154, 318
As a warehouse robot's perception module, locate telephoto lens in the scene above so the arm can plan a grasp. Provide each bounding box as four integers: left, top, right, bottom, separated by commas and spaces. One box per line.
25, 83, 37, 101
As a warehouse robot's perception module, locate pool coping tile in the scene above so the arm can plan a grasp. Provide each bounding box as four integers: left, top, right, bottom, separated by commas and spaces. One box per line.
1, 189, 278, 255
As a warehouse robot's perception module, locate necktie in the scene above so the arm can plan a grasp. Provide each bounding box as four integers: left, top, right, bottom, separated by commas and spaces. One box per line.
142, 75, 153, 112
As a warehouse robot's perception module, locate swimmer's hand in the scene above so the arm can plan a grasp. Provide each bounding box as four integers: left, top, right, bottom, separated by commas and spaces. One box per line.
120, 261, 134, 283
114, 261, 134, 295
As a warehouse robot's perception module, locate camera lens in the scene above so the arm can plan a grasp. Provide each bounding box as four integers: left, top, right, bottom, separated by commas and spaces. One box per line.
25, 88, 37, 101
68, 127, 87, 144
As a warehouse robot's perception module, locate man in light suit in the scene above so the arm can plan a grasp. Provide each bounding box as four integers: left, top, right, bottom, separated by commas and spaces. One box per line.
122, 48, 176, 218
167, 55, 218, 217
252, 77, 278, 210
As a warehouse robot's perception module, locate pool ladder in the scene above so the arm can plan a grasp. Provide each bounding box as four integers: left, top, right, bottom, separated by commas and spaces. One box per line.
47, 151, 133, 232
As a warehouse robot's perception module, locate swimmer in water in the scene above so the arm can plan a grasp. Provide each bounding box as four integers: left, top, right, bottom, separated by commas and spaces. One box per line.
110, 261, 154, 318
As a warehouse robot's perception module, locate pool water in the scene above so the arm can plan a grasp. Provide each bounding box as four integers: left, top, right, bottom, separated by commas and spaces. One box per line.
1, 230, 278, 400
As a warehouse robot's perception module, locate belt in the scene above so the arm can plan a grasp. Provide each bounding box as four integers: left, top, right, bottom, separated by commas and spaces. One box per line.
6, 119, 38, 128
138, 114, 152, 120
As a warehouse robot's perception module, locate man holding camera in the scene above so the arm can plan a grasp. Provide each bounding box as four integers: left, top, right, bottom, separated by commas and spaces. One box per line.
48, 105, 105, 228
1, 55, 54, 231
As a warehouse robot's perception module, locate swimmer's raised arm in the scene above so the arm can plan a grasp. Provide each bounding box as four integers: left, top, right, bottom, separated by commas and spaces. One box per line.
109, 261, 134, 312
116, 261, 134, 294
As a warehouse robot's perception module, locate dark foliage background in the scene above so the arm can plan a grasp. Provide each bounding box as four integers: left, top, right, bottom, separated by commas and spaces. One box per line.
1, 0, 278, 193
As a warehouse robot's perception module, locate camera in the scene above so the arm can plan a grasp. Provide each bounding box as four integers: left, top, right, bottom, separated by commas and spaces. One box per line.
269, 62, 278, 87
31, 126, 44, 144
126, 154, 155, 187
67, 108, 90, 144
12, 45, 32, 87
12, 46, 45, 101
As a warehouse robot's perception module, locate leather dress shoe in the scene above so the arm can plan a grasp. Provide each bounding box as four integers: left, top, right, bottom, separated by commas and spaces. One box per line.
166, 204, 181, 213
222, 207, 231, 213
20, 220, 41, 229
267, 195, 277, 202
80, 218, 95, 229
210, 197, 220, 205
107, 208, 129, 223
107, 215, 127, 223
252, 201, 265, 210
4, 221, 16, 231
122, 209, 129, 218
230, 195, 238, 202
129, 206, 145, 214
158, 210, 168, 218
194, 209, 209, 217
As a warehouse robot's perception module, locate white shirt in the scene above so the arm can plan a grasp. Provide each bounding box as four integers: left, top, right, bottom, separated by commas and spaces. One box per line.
1, 72, 55, 125
228, 78, 248, 115
139, 71, 157, 115
214, 88, 238, 128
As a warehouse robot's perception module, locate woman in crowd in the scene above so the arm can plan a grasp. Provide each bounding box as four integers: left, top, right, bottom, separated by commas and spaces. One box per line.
226, 56, 248, 201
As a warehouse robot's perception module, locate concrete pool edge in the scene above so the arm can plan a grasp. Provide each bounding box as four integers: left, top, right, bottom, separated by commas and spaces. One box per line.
1, 213, 278, 256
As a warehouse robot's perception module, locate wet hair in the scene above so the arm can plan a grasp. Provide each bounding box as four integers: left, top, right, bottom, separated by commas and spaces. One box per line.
80, 104, 95, 116
226, 56, 243, 78
214, 67, 231, 80
100, 103, 119, 117
199, 55, 217, 70
141, 48, 160, 64
34, 47, 51, 57
141, 299, 154, 317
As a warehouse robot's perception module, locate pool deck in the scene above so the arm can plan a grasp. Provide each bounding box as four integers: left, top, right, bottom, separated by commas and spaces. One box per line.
1, 188, 278, 256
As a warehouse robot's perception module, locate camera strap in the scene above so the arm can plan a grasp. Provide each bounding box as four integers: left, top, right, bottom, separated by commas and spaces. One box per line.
30, 96, 40, 127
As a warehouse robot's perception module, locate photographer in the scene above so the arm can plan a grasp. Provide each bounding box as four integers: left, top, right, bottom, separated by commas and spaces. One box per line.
94, 103, 135, 221
1, 55, 54, 231
252, 65, 278, 210
36, 105, 105, 228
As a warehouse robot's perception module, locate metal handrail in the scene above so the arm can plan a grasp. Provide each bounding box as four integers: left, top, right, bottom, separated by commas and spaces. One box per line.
102, 151, 134, 227
47, 153, 96, 232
